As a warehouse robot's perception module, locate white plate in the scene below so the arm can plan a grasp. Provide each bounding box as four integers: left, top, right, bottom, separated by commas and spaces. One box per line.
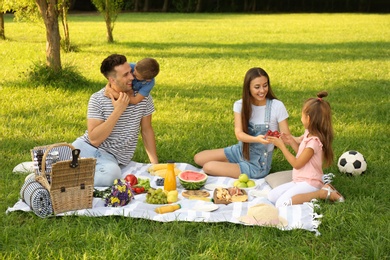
241, 185, 257, 191
192, 204, 219, 212
249, 190, 268, 198
204, 184, 229, 191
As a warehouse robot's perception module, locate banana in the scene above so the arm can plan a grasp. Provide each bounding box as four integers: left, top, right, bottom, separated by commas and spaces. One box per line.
153, 169, 167, 178
147, 163, 168, 173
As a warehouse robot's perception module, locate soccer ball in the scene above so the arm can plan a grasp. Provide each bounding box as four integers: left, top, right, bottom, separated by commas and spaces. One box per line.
337, 150, 367, 176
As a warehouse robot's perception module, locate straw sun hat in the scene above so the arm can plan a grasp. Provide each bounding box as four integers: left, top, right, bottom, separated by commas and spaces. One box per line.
238, 203, 288, 228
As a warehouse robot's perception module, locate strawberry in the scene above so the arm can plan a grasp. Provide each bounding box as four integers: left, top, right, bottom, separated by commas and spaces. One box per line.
132, 185, 146, 194
264, 130, 273, 138
273, 131, 281, 138
265, 130, 281, 138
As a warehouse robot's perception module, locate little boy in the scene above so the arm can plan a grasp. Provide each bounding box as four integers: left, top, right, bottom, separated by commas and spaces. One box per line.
105, 57, 160, 104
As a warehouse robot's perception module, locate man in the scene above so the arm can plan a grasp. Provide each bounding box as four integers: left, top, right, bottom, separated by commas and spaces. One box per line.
73, 54, 158, 186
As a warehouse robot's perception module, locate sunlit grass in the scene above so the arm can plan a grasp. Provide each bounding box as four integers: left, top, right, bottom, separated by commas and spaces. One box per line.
1, 13, 389, 259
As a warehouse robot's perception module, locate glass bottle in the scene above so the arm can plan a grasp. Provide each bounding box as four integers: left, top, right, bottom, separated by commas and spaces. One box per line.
155, 204, 181, 214
163, 160, 177, 192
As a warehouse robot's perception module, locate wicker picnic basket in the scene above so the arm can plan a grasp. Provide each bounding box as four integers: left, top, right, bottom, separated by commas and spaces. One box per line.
30, 143, 96, 215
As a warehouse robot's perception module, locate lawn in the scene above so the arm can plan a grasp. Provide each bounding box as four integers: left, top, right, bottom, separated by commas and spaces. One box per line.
0, 13, 389, 259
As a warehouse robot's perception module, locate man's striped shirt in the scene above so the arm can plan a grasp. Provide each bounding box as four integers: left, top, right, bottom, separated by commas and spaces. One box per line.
79, 88, 155, 165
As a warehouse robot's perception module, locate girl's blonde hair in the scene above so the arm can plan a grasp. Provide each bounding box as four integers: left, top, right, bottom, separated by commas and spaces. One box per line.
303, 91, 334, 167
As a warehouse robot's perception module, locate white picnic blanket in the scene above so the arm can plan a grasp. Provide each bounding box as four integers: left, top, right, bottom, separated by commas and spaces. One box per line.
7, 162, 322, 235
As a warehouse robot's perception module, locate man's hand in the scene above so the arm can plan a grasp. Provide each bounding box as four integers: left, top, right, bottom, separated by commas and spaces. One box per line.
110, 92, 129, 113
105, 83, 134, 104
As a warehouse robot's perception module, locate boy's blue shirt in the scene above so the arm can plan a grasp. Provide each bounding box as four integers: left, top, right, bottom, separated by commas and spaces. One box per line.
130, 63, 155, 97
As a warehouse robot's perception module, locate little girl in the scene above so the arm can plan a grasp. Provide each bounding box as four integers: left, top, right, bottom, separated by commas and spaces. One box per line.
267, 91, 344, 207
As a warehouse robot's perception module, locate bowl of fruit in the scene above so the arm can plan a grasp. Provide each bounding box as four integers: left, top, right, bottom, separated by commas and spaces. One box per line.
232, 173, 257, 190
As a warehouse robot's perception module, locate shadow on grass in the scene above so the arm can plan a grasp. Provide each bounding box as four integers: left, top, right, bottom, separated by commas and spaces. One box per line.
79, 41, 390, 62
25, 63, 92, 90
2, 62, 104, 92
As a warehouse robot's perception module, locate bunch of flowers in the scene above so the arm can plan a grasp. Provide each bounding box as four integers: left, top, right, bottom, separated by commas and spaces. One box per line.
104, 179, 134, 207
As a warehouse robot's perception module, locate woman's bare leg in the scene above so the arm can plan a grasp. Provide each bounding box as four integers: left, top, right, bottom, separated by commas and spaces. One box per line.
194, 149, 241, 178
203, 161, 241, 178
194, 148, 228, 166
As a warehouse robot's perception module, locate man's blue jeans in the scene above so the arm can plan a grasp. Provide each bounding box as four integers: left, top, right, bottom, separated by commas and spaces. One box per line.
72, 138, 122, 187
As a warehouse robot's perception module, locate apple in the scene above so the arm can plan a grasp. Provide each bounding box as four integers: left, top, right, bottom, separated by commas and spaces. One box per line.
167, 190, 178, 203
237, 182, 248, 188
246, 180, 256, 187
124, 174, 138, 186
238, 173, 249, 183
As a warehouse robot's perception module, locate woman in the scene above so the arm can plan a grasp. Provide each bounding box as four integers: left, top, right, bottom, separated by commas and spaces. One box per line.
194, 67, 290, 179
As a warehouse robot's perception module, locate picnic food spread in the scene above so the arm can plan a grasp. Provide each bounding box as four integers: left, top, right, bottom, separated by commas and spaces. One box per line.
98, 164, 249, 211
118, 166, 248, 210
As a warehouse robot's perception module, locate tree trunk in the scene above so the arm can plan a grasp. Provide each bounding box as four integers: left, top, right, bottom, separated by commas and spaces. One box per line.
35, 0, 62, 71
231, 0, 235, 11
143, 0, 149, 12
134, 0, 139, 12
105, 8, 113, 42
251, 0, 256, 12
195, 0, 202, 12
69, 0, 76, 9
61, 0, 71, 52
244, 0, 249, 12
162, 0, 169, 12
0, 12, 5, 40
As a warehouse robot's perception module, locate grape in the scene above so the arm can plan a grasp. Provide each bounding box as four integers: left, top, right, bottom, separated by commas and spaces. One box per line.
146, 188, 167, 204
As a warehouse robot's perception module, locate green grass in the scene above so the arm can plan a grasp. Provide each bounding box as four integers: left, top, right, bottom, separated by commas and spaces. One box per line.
1, 13, 389, 259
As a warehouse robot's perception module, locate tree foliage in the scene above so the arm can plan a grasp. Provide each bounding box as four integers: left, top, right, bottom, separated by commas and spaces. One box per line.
91, 0, 124, 43
3, 0, 74, 71
4, 0, 40, 22
0, 0, 39, 39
